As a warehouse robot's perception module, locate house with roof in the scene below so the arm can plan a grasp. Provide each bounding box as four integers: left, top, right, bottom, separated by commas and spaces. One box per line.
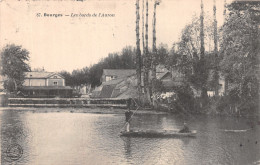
92, 67, 185, 99
92, 69, 138, 98
92, 74, 138, 99
156, 65, 185, 90
20, 71, 73, 98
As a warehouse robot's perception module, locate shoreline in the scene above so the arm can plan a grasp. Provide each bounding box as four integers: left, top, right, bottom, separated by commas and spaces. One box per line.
0, 107, 258, 118
0, 107, 168, 115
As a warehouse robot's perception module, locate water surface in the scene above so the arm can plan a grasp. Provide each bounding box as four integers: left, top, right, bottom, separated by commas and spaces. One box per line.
0, 108, 259, 165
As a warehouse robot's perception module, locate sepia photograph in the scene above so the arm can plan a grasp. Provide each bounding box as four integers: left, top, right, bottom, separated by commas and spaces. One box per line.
0, 0, 259, 164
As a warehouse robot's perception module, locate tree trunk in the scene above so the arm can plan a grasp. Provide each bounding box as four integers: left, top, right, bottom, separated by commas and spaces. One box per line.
223, 0, 228, 95
13, 79, 18, 92
152, 1, 159, 107
200, 0, 208, 101
223, 0, 227, 22
144, 0, 152, 104
142, 0, 145, 55
200, 0, 205, 61
136, 0, 142, 101
213, 0, 219, 96
199, 0, 208, 106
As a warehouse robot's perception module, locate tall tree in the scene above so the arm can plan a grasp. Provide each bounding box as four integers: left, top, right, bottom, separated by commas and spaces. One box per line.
213, 0, 220, 96
223, 0, 228, 95
136, 0, 142, 99
200, 0, 205, 61
199, 0, 208, 100
142, 0, 145, 55
151, 0, 160, 106
1, 44, 31, 92
143, 0, 152, 104
223, 0, 227, 21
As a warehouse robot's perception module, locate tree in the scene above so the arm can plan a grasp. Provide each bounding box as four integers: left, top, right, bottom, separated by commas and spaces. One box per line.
199, 0, 208, 100
151, 0, 161, 107
59, 71, 73, 86
176, 13, 213, 100
212, 0, 220, 96
86, 46, 136, 88
143, 0, 152, 104
1, 44, 31, 92
156, 43, 169, 65
136, 0, 142, 100
220, 1, 260, 113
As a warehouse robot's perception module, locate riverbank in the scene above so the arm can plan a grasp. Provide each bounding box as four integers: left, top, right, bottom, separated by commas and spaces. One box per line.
0, 107, 168, 115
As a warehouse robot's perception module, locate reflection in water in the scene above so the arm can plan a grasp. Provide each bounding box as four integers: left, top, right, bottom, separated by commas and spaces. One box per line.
0, 109, 259, 165
123, 137, 132, 160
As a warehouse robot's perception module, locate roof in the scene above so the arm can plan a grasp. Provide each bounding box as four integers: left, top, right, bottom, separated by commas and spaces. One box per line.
24, 72, 64, 79
103, 69, 136, 78
22, 86, 72, 90
102, 78, 125, 85
157, 72, 169, 79
115, 88, 138, 99
99, 85, 116, 98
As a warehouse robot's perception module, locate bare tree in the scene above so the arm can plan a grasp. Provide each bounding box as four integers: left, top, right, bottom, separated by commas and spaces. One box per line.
213, 0, 219, 96
143, 0, 152, 104
151, 0, 160, 107
142, 0, 145, 55
136, 0, 142, 99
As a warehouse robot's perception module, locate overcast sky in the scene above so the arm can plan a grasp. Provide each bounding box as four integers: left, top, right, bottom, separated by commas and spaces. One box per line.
0, 0, 232, 72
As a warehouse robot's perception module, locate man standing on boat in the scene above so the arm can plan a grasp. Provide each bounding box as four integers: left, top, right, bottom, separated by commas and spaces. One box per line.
125, 98, 133, 132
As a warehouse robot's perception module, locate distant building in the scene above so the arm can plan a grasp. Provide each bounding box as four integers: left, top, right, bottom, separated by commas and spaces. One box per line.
23, 72, 65, 87
92, 67, 185, 99
21, 71, 73, 98
157, 66, 185, 90
101, 69, 136, 82
92, 69, 138, 98
92, 74, 138, 99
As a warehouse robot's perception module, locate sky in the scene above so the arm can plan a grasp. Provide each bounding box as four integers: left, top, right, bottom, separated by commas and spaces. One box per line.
0, 0, 233, 72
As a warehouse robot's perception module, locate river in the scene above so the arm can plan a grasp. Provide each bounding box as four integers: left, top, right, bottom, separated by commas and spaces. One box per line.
0, 108, 259, 165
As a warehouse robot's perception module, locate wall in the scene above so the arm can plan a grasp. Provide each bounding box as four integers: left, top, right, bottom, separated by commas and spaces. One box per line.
23, 79, 46, 86
47, 78, 64, 86
0, 94, 8, 107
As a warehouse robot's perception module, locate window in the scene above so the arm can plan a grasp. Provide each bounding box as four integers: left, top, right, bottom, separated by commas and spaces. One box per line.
54, 82, 58, 86
54, 76, 57, 78
112, 76, 117, 79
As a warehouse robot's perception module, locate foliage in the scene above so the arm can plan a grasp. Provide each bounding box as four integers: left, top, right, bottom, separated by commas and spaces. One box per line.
154, 43, 169, 66
153, 79, 165, 93
219, 1, 260, 112
170, 85, 196, 113
1, 44, 31, 91
3, 79, 15, 93
59, 46, 136, 88
221, 2, 260, 109
170, 14, 214, 100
